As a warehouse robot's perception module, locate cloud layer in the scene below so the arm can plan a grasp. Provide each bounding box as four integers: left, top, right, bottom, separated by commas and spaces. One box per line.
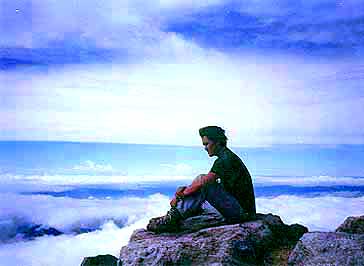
0, 193, 170, 242
0, 191, 363, 266
2, 53, 364, 145
257, 195, 364, 231
254, 175, 364, 187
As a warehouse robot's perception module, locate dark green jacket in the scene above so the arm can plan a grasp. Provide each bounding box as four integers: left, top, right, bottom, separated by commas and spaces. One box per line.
210, 146, 256, 214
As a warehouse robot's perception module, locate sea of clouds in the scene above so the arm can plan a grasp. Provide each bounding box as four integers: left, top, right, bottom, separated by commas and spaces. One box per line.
0, 175, 364, 266
255, 175, 364, 187
0, 192, 170, 266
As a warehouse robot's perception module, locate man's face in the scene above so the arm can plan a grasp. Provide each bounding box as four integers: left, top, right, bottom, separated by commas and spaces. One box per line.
201, 136, 217, 157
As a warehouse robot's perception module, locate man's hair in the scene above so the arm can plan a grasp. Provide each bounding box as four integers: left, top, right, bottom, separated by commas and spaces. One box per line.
199, 126, 228, 146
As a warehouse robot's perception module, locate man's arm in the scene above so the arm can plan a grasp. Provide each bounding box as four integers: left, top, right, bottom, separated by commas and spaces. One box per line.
170, 172, 218, 207
181, 172, 217, 196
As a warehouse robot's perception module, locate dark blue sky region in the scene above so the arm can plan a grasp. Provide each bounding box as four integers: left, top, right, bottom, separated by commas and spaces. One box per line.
1, 0, 364, 68
166, 4, 364, 56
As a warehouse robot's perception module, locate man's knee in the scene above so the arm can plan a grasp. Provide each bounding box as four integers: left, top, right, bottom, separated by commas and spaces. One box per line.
193, 174, 206, 182
176, 186, 186, 194
192, 174, 209, 191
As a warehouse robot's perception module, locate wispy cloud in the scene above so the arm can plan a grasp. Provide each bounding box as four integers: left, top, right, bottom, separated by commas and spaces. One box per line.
160, 163, 194, 175
73, 160, 113, 173
0, 0, 223, 52
2, 52, 363, 145
255, 175, 364, 187
1, 0, 363, 145
165, 1, 364, 55
2, 0, 363, 60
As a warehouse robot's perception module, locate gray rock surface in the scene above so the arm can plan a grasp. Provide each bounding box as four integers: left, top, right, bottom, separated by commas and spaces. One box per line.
81, 254, 118, 266
289, 215, 364, 266
81, 213, 364, 266
336, 215, 364, 234
288, 232, 364, 266
119, 211, 307, 266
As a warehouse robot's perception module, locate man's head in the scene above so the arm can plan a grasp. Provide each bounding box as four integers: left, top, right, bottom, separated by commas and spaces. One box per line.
199, 126, 227, 157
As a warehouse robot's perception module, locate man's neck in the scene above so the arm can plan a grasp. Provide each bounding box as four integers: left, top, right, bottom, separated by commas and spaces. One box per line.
215, 145, 226, 157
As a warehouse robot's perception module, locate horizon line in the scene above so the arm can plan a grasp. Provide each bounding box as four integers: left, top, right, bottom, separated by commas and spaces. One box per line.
1, 139, 364, 148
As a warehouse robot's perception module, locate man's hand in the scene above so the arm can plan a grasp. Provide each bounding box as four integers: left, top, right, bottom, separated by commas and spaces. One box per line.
170, 186, 187, 207
170, 197, 178, 207
175, 186, 186, 197
169, 173, 217, 207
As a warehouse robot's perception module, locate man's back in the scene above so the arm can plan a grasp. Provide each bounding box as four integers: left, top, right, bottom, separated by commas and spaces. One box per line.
210, 147, 256, 214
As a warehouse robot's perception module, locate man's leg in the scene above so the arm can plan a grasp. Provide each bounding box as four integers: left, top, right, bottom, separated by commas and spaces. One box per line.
201, 182, 246, 223
175, 182, 247, 222
146, 189, 206, 233
147, 178, 249, 233
175, 190, 205, 219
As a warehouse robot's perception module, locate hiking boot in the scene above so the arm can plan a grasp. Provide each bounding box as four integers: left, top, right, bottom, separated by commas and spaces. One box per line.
147, 207, 182, 233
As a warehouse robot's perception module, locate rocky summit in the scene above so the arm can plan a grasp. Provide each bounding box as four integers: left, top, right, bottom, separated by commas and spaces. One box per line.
288, 215, 364, 266
335, 215, 364, 234
118, 211, 307, 266
81, 213, 364, 266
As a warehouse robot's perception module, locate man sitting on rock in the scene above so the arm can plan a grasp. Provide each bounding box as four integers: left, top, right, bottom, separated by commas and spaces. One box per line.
147, 126, 256, 233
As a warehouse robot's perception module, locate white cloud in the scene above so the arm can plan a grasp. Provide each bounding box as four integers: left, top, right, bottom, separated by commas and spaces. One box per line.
2, 50, 363, 145
0, 174, 193, 188
255, 175, 364, 187
257, 195, 364, 231
156, 0, 223, 10
73, 160, 113, 172
0, 0, 224, 49
2, 173, 364, 193
0, 211, 166, 266
0, 193, 170, 241
1, 0, 364, 146
160, 163, 194, 175
236, 0, 364, 20
0, 192, 363, 265
0, 192, 170, 266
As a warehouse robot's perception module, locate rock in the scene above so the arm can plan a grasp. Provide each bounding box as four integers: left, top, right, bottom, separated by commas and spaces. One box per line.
172, 210, 225, 233
289, 215, 364, 266
336, 215, 364, 234
119, 211, 307, 266
288, 232, 364, 266
81, 254, 118, 266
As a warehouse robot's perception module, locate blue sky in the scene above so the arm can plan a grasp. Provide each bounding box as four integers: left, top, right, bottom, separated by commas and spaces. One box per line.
1, 0, 364, 146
